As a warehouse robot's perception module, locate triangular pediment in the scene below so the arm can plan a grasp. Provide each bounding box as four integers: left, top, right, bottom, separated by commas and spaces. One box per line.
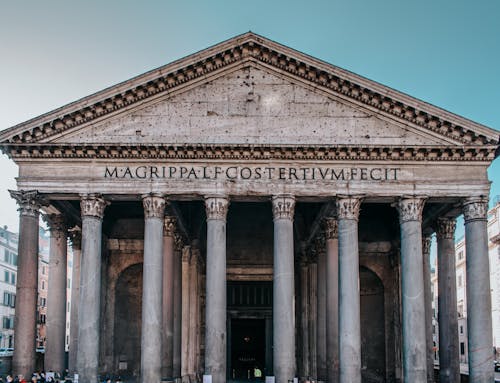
52, 65, 454, 147
0, 32, 498, 157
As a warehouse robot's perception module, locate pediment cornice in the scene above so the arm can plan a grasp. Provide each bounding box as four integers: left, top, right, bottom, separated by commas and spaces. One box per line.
3, 143, 496, 162
1, 32, 498, 149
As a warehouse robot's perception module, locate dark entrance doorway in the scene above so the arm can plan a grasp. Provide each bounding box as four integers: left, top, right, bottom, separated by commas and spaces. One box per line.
227, 281, 273, 381
230, 318, 265, 380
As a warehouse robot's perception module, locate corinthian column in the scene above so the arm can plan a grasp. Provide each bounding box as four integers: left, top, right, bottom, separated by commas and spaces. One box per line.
324, 217, 339, 383
272, 195, 296, 383
172, 233, 183, 378
316, 235, 327, 381
436, 218, 460, 383
422, 235, 434, 383
140, 194, 166, 383
463, 198, 494, 382
204, 196, 229, 383
336, 197, 361, 383
77, 194, 108, 383
68, 228, 82, 374
162, 216, 176, 378
45, 214, 68, 374
397, 197, 427, 382
10, 190, 45, 377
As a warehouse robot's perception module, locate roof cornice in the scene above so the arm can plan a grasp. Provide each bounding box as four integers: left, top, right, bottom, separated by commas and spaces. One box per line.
1, 32, 499, 147
2, 143, 496, 162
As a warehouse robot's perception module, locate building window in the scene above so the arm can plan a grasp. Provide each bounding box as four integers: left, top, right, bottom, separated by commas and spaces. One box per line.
458, 304, 463, 317
460, 342, 465, 355
41, 281, 45, 290
460, 325, 463, 334
2, 316, 14, 329
458, 251, 464, 260
10, 273, 15, 285
4, 271, 9, 283
3, 292, 15, 308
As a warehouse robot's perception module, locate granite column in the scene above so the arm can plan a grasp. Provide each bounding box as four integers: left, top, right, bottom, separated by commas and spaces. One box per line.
162, 216, 176, 378
272, 195, 296, 383
422, 235, 434, 383
397, 197, 427, 382
204, 196, 229, 383
10, 190, 45, 377
172, 234, 183, 378
76, 194, 108, 383
463, 198, 494, 382
140, 194, 166, 383
324, 217, 339, 383
68, 229, 82, 374
316, 235, 327, 381
45, 214, 68, 374
337, 197, 361, 383
437, 218, 460, 383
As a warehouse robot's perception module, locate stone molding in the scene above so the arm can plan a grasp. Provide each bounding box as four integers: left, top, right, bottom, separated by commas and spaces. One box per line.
44, 214, 67, 240
9, 190, 47, 218
336, 197, 362, 221
271, 195, 295, 220
80, 194, 108, 219
462, 197, 488, 223
142, 194, 166, 219
2, 143, 496, 162
422, 235, 432, 256
323, 217, 338, 240
396, 197, 426, 223
163, 216, 177, 237
204, 196, 229, 220
2, 34, 496, 147
436, 217, 456, 240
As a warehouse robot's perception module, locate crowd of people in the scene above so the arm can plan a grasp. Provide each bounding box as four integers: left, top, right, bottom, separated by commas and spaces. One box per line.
0, 372, 124, 383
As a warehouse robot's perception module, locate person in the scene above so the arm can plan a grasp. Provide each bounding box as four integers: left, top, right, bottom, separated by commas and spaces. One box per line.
6, 375, 13, 383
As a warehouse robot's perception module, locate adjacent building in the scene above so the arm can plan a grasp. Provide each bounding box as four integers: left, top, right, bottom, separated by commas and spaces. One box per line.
0, 226, 18, 349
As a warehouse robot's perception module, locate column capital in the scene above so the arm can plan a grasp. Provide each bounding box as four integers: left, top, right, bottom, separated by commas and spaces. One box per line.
69, 227, 82, 250
336, 196, 362, 221
436, 217, 456, 240
205, 196, 229, 220
271, 194, 295, 220
174, 233, 184, 252
396, 197, 426, 223
323, 217, 338, 240
9, 189, 47, 218
142, 193, 166, 219
462, 197, 488, 223
422, 235, 432, 257
164, 216, 177, 237
315, 234, 326, 255
44, 214, 67, 240
80, 194, 108, 219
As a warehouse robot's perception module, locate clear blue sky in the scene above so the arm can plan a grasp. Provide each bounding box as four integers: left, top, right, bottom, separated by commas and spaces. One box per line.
0, 0, 499, 233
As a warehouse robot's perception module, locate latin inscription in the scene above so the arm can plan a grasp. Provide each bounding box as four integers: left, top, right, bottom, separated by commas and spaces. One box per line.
104, 165, 400, 182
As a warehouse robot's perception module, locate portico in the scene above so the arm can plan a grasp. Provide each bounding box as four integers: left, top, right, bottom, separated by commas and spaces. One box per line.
1, 33, 498, 383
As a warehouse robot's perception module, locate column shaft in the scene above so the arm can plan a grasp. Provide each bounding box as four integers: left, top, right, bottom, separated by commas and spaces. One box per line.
172, 235, 183, 378
204, 197, 229, 383
308, 262, 317, 378
422, 236, 434, 383
437, 218, 460, 383
337, 198, 361, 383
68, 230, 82, 374
76, 195, 107, 383
463, 198, 494, 382
397, 198, 427, 382
316, 237, 327, 380
140, 194, 165, 383
300, 261, 310, 378
45, 214, 68, 374
272, 195, 296, 383
325, 218, 339, 383
162, 217, 176, 378
181, 247, 191, 378
10, 190, 43, 377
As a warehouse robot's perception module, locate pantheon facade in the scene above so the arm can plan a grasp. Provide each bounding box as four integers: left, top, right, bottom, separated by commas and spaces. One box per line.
1, 33, 498, 383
